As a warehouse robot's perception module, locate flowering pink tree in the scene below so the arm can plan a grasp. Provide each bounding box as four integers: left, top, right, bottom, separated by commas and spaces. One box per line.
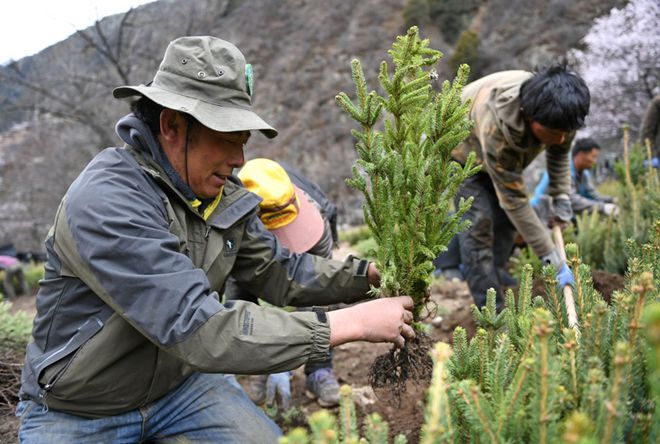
569, 0, 659, 139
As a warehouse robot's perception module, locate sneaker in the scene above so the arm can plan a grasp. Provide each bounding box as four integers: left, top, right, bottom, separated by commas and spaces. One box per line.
305, 368, 340, 407
246, 374, 268, 405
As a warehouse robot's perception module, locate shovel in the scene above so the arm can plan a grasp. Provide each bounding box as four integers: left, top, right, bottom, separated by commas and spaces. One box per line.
552, 225, 580, 337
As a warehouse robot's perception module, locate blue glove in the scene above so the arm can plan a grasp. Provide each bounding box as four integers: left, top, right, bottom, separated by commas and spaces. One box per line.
643, 157, 659, 168
265, 371, 291, 411
556, 263, 575, 289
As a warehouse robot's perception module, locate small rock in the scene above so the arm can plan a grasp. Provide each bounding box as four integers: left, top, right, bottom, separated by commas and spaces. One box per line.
352, 385, 377, 407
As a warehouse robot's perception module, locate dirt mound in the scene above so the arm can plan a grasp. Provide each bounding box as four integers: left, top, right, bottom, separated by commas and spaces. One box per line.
531, 268, 626, 302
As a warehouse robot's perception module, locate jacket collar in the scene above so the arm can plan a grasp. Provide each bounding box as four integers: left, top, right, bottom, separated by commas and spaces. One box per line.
127, 144, 260, 226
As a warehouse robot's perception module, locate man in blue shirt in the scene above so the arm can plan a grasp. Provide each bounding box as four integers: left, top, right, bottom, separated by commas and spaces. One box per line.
531, 138, 619, 218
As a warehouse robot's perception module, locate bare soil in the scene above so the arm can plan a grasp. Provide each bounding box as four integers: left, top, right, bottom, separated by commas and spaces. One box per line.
0, 261, 625, 443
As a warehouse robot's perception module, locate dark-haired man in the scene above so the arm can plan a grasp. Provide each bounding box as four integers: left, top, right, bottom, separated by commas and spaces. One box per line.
451, 65, 590, 309
16, 36, 415, 443
531, 138, 618, 218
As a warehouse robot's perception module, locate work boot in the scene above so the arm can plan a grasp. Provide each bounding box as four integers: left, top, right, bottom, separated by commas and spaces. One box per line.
305, 368, 340, 407
246, 374, 268, 405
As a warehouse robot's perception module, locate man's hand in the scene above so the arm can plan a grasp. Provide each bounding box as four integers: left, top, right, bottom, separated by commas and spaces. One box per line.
541, 249, 563, 269
328, 296, 415, 348
265, 371, 291, 411
367, 262, 381, 287
542, 250, 574, 289
556, 263, 575, 288
602, 203, 620, 218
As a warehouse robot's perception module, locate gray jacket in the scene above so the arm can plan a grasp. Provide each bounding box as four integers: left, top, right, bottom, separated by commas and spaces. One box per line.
19, 115, 371, 418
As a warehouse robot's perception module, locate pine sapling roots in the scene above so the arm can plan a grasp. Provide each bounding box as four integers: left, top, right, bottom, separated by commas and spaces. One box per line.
368, 333, 434, 402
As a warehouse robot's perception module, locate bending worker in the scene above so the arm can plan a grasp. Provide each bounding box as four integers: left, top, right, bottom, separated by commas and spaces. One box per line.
450, 64, 590, 310
531, 137, 619, 219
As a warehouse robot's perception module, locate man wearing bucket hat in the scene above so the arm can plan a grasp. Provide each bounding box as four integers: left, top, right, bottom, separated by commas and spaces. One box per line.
225, 158, 341, 408
17, 36, 415, 443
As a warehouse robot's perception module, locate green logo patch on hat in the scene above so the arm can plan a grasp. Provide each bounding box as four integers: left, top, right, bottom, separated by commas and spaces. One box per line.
245, 63, 254, 96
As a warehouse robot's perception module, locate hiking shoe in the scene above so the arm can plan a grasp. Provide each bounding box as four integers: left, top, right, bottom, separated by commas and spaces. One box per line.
305, 368, 340, 407
246, 374, 268, 405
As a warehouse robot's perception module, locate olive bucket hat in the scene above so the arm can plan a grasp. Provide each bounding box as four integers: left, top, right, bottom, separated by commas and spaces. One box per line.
113, 36, 277, 138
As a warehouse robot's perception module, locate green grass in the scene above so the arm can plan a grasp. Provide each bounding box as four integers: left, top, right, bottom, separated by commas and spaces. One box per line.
338, 225, 372, 246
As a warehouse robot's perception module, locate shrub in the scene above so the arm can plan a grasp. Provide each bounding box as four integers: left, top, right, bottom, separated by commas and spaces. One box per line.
448, 30, 479, 80
23, 262, 44, 293
0, 301, 32, 350
338, 225, 372, 246
427, 0, 482, 44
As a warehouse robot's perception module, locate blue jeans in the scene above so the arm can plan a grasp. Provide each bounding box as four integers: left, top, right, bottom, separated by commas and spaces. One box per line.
17, 372, 281, 443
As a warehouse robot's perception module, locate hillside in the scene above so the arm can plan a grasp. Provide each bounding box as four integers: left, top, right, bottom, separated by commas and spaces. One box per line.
0, 0, 627, 250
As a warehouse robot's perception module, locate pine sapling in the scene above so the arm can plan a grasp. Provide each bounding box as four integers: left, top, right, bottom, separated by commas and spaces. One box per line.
308, 410, 340, 444
363, 413, 390, 444
421, 342, 454, 444
336, 26, 477, 393
562, 411, 597, 444
529, 309, 560, 444
642, 303, 660, 442
598, 342, 632, 443
338, 385, 358, 443
560, 328, 580, 407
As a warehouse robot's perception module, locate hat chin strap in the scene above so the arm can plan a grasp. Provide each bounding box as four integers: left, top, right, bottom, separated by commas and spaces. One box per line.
184, 119, 191, 190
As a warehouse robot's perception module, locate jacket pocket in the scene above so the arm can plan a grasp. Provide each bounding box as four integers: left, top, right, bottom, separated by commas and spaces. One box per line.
41, 314, 158, 416
33, 317, 104, 399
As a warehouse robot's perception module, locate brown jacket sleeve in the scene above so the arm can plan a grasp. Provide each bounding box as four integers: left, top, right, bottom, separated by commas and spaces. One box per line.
477, 115, 556, 258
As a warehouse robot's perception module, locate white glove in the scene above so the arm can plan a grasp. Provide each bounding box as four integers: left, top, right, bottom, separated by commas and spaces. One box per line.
265, 371, 291, 411
602, 203, 620, 217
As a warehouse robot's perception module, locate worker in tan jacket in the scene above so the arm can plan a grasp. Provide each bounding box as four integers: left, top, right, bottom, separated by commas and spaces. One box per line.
450, 65, 590, 310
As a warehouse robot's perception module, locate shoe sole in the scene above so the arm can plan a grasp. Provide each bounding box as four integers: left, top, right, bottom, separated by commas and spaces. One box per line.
305, 390, 338, 407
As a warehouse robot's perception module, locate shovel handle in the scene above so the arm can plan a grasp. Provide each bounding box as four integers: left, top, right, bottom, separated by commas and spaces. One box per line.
552, 225, 580, 335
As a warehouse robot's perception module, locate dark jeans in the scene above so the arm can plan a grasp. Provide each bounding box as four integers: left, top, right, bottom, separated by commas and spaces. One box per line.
456, 172, 516, 309
433, 234, 461, 271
